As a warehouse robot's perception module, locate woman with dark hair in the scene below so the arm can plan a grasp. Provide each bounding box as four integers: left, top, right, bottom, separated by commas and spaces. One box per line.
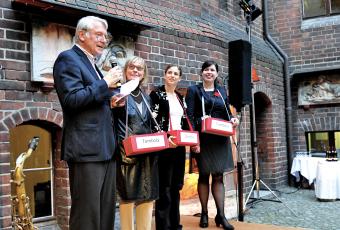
150, 65, 189, 230
185, 60, 239, 230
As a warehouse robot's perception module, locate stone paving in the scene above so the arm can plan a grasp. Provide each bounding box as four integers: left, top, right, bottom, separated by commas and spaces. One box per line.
166, 185, 340, 230
38, 186, 340, 230
243, 186, 340, 230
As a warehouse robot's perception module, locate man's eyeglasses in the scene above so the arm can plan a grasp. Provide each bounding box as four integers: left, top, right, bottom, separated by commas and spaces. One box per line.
85, 31, 111, 43
95, 34, 111, 42
128, 64, 144, 72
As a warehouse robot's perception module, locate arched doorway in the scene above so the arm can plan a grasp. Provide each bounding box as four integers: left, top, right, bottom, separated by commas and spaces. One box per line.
253, 92, 273, 186
10, 124, 54, 220
9, 119, 64, 229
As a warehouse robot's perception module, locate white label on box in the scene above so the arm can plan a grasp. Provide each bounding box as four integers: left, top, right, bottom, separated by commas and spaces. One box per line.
136, 135, 165, 149
180, 132, 198, 143
211, 120, 233, 132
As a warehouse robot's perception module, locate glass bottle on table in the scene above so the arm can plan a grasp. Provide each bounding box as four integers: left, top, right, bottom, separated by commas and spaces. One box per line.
326, 146, 330, 161
332, 146, 337, 161
330, 146, 334, 161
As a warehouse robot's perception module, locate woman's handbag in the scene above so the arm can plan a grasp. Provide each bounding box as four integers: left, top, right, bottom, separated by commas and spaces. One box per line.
200, 90, 235, 137
167, 95, 199, 146
123, 93, 169, 157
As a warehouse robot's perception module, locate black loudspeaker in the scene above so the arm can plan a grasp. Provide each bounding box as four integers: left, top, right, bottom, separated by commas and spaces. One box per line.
228, 39, 252, 112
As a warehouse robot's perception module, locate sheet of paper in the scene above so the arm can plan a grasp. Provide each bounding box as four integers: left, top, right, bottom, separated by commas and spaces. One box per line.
120, 78, 139, 96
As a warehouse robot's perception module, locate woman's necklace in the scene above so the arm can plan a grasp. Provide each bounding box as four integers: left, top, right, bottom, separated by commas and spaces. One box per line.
131, 89, 141, 97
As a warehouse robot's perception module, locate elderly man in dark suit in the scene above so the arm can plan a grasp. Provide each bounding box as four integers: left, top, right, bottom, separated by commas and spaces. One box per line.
53, 15, 122, 230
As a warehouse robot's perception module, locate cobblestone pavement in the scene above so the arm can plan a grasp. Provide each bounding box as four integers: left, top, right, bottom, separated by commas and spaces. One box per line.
113, 186, 340, 230
243, 186, 340, 230
38, 186, 340, 230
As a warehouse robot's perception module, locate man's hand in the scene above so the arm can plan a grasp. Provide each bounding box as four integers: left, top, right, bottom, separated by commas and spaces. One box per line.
104, 66, 123, 89
110, 94, 126, 108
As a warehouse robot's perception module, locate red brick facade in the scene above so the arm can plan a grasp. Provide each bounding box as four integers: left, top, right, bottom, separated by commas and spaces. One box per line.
268, 0, 340, 155
0, 0, 298, 229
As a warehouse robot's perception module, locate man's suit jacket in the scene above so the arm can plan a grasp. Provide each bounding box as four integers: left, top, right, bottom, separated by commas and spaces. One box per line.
53, 45, 116, 162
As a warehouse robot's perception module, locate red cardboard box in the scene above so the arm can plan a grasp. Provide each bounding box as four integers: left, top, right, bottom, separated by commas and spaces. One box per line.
167, 130, 199, 146
201, 117, 235, 137
123, 132, 169, 156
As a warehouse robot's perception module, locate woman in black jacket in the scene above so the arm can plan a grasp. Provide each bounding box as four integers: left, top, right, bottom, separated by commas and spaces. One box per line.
185, 60, 239, 230
113, 56, 159, 230
150, 65, 190, 230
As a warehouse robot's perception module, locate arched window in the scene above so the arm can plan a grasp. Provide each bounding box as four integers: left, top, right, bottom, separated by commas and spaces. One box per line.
10, 124, 54, 220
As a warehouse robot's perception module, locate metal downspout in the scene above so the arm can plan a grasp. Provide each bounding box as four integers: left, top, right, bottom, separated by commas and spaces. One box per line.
262, 0, 294, 185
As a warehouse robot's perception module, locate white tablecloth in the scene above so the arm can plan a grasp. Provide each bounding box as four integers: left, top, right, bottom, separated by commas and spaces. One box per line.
290, 156, 325, 185
315, 160, 340, 199
291, 156, 340, 200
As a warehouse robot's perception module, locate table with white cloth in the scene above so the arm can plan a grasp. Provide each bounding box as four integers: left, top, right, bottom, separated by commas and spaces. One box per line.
290, 156, 324, 185
314, 160, 340, 200
291, 156, 340, 200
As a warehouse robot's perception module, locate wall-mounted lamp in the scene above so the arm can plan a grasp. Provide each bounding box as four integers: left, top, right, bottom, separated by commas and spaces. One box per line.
239, 0, 262, 21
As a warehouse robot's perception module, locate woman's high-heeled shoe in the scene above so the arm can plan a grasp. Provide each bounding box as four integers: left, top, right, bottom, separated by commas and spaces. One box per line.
215, 215, 234, 230
199, 212, 209, 228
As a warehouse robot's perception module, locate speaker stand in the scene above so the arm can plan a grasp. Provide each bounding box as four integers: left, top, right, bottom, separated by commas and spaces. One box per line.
235, 107, 246, 221
239, 7, 297, 217
244, 94, 297, 216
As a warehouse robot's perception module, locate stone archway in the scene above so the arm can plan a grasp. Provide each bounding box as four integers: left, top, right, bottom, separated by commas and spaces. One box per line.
0, 107, 69, 230
0, 107, 63, 132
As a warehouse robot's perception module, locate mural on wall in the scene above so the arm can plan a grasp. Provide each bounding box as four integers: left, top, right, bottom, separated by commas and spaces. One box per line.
31, 22, 74, 83
31, 21, 134, 83
298, 75, 340, 105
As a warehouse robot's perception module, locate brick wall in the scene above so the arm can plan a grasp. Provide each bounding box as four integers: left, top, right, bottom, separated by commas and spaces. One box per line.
0, 0, 288, 228
268, 0, 340, 157
268, 0, 340, 74
290, 76, 340, 153
144, 0, 264, 37
0, 1, 68, 229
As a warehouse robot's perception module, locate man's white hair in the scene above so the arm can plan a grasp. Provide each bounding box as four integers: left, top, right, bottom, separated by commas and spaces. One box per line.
75, 16, 108, 43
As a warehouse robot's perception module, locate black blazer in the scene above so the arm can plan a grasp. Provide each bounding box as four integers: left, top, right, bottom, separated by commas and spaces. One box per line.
185, 83, 233, 132
149, 85, 190, 132
53, 45, 116, 162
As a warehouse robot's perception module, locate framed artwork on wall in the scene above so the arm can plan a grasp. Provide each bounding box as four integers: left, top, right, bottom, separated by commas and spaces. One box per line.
31, 21, 74, 83
298, 75, 340, 106
30, 20, 135, 84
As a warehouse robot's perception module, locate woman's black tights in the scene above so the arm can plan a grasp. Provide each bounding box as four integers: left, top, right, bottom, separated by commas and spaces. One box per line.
197, 173, 225, 216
